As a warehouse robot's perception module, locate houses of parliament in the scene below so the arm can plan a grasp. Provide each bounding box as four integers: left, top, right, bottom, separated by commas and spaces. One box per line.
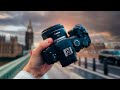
0, 20, 34, 58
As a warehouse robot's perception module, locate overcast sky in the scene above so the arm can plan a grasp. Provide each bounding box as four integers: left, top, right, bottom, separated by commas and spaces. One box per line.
0, 11, 120, 46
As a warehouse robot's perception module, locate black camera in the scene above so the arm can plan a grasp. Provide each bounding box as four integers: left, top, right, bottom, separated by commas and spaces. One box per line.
41, 24, 91, 67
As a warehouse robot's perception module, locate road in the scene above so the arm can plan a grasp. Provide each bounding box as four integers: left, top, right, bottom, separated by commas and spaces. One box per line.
40, 57, 120, 79
40, 63, 84, 79
87, 62, 120, 78
67, 65, 108, 79
78, 57, 120, 78
40, 61, 114, 79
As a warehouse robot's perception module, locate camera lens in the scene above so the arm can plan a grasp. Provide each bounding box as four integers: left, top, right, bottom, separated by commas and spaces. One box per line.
41, 24, 68, 41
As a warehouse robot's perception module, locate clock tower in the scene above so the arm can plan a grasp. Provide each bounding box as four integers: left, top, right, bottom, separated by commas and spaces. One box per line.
25, 20, 34, 50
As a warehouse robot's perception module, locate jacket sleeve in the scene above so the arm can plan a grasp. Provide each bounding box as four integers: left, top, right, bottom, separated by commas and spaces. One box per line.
13, 70, 36, 79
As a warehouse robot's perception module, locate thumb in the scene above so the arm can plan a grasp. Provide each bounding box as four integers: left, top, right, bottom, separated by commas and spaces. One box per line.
32, 38, 53, 56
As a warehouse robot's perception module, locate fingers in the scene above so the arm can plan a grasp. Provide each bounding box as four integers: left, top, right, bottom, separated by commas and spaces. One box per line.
32, 38, 53, 56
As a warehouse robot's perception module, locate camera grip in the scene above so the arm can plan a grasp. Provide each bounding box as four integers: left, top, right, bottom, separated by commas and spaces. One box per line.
41, 45, 58, 64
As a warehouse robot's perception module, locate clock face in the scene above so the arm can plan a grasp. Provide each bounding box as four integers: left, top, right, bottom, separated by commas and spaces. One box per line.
28, 29, 32, 32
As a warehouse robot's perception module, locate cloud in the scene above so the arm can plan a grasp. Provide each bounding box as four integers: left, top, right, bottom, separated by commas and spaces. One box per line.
0, 25, 26, 31
0, 11, 120, 44
0, 14, 12, 19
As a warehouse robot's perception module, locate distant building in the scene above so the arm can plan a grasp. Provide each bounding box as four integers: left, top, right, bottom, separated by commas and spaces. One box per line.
105, 42, 120, 49
25, 20, 34, 50
93, 42, 106, 50
114, 45, 120, 49
83, 43, 106, 51
0, 35, 23, 58
79, 42, 106, 55
0, 20, 34, 58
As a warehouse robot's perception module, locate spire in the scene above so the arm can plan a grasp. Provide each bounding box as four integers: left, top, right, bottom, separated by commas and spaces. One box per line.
27, 19, 33, 32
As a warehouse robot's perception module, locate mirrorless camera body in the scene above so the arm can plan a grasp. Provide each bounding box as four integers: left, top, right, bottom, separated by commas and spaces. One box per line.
41, 24, 91, 67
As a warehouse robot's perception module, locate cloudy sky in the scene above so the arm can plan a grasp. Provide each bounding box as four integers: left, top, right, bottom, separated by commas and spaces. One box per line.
0, 11, 120, 46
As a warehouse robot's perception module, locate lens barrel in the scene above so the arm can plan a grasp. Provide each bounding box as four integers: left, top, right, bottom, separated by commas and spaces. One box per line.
41, 24, 68, 41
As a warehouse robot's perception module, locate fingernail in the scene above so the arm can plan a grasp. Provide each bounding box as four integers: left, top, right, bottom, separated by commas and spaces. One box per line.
30, 50, 32, 56
47, 38, 53, 43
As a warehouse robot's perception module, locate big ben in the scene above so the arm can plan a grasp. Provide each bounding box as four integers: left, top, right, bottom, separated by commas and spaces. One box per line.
25, 20, 34, 50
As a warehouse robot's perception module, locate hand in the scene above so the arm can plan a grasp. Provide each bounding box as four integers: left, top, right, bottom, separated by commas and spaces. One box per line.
23, 38, 53, 79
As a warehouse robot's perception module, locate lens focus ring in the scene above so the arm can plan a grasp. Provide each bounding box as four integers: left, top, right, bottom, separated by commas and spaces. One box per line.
41, 24, 65, 40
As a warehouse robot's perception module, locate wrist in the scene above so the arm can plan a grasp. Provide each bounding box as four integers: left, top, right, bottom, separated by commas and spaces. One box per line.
23, 64, 42, 79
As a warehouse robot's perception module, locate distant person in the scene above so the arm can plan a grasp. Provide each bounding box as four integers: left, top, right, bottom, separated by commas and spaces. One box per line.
14, 38, 53, 79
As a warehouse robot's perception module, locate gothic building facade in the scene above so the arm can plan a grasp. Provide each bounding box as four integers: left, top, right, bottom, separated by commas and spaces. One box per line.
0, 20, 34, 58
0, 35, 23, 58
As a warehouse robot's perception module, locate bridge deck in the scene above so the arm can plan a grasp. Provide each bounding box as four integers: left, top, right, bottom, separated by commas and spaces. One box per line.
41, 63, 84, 79
0, 54, 120, 79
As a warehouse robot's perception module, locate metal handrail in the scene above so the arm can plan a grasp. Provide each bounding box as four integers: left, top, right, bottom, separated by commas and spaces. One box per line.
0, 54, 30, 79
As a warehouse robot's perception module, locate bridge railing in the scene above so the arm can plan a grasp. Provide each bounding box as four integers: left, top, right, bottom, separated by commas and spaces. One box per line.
0, 54, 30, 79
